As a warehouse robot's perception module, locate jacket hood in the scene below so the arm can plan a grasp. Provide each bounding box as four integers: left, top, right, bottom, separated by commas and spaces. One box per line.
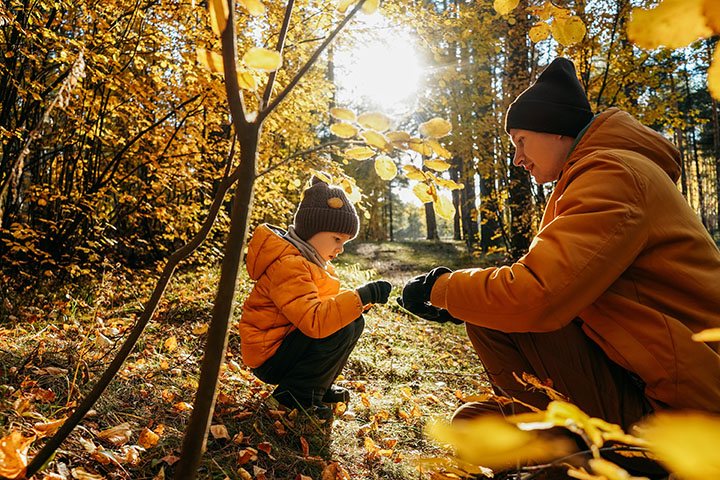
570, 108, 681, 181
246, 224, 298, 280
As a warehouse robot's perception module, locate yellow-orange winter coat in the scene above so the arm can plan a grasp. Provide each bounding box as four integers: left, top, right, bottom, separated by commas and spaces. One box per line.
239, 224, 364, 368
431, 109, 720, 412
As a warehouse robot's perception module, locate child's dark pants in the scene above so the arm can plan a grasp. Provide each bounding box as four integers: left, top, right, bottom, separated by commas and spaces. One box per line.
252, 315, 364, 407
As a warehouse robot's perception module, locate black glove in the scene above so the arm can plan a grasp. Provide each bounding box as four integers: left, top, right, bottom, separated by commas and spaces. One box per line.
357, 280, 392, 305
398, 267, 463, 324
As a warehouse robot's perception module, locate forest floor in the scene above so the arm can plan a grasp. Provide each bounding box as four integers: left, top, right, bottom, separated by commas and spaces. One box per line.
1, 239, 509, 480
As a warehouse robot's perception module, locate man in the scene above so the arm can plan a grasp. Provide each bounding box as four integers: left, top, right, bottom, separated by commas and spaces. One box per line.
400, 58, 720, 430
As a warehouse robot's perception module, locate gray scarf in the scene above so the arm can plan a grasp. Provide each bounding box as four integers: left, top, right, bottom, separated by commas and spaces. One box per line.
285, 225, 327, 270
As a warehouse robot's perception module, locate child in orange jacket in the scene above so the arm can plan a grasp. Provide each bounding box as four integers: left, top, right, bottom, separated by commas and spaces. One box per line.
239, 175, 391, 419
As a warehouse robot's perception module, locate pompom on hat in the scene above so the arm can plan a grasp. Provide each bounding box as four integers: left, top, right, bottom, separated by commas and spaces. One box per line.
505, 57, 594, 138
293, 175, 360, 241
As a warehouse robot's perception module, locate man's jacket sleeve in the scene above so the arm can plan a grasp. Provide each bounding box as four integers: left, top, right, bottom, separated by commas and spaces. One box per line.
266, 256, 363, 338
431, 154, 649, 332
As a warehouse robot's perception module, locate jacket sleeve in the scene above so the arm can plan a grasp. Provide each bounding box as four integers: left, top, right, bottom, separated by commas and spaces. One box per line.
431, 153, 650, 332
265, 256, 364, 338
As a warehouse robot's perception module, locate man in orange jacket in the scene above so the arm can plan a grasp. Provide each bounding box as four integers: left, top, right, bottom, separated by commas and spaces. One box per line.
400, 58, 720, 430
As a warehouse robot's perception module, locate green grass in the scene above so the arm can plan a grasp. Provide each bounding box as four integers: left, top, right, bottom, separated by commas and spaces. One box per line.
0, 241, 496, 479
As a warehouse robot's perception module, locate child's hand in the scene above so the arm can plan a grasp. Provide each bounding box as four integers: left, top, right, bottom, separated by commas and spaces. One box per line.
357, 280, 392, 305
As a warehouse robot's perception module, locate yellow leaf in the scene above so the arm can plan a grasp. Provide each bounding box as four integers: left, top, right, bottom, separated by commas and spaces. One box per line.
419, 117, 452, 138
237, 68, 257, 91
208, 0, 229, 37
531, 1, 554, 21
243, 47, 283, 72
374, 155, 397, 181
336, 0, 356, 14
434, 195, 455, 220
357, 112, 391, 132
164, 336, 178, 352
692, 327, 720, 342
330, 107, 356, 122
435, 176, 464, 190
196, 48, 224, 73
426, 138, 452, 159
529, 21, 551, 42
709, 46, 720, 101
413, 183, 433, 203
0, 430, 34, 479
362, 0, 378, 14
344, 146, 375, 160
641, 412, 720, 479
330, 122, 358, 139
309, 169, 333, 185
387, 130, 411, 145
551, 15, 586, 45
361, 130, 391, 150
704, 0, 720, 34
403, 164, 427, 181
493, 0, 519, 15
238, 0, 265, 16
138, 427, 160, 449
408, 138, 433, 156
427, 416, 573, 470
424, 159, 451, 172
192, 323, 209, 335
628, 0, 712, 49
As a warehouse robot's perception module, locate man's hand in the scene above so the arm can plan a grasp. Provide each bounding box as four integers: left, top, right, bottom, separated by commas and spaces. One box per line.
398, 267, 463, 324
357, 280, 392, 305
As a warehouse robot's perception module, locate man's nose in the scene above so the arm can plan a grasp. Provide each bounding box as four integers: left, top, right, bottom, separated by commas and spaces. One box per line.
512, 149, 523, 167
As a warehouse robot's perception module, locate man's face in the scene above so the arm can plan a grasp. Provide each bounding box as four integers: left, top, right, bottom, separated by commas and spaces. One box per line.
509, 129, 574, 184
306, 231, 353, 263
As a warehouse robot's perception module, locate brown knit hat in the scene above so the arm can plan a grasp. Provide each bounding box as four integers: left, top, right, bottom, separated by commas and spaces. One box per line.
505, 57, 593, 138
293, 175, 359, 241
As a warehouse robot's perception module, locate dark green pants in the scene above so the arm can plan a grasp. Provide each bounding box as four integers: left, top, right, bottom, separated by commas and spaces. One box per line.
252, 316, 364, 406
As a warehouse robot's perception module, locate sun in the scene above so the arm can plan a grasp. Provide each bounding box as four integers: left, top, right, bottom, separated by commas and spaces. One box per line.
334, 16, 423, 114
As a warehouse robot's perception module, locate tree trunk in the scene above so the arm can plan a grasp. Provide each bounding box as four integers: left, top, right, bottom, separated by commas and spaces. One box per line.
425, 201, 438, 240
504, 0, 534, 260
450, 162, 462, 241
712, 97, 720, 234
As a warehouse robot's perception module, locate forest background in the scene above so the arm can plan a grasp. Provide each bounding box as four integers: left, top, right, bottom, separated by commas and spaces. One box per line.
1, 0, 720, 479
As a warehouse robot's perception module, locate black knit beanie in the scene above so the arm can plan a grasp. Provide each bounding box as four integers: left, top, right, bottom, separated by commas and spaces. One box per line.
293, 175, 359, 241
505, 57, 593, 138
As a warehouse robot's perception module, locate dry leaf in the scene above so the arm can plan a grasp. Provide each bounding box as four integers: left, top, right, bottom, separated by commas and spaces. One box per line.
210, 424, 230, 440
0, 430, 34, 479
138, 427, 160, 449
33, 417, 66, 438
300, 436, 310, 457
97, 423, 132, 447
257, 441, 272, 454
71, 467, 104, 480
164, 336, 178, 352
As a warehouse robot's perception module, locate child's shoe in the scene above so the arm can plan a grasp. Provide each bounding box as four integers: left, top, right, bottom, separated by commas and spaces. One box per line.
321, 384, 350, 403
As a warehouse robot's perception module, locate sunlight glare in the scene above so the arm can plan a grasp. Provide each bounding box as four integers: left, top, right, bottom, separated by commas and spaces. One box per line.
335, 23, 423, 113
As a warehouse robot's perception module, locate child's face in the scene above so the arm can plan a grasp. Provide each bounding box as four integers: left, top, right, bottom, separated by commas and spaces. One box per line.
306, 231, 353, 262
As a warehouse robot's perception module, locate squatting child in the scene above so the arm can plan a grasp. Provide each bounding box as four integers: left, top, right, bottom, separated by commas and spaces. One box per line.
238, 175, 392, 419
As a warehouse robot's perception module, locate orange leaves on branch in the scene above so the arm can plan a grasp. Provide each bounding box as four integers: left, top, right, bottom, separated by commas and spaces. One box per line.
424, 159, 450, 172
344, 146, 375, 160
434, 195, 456, 220
551, 16, 586, 45
330, 107, 356, 122
360, 130, 391, 151
529, 22, 551, 42
0, 430, 34, 479
628, 0, 720, 98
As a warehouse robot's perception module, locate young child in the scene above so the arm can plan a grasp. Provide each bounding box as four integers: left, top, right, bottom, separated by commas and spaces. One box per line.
239, 175, 392, 418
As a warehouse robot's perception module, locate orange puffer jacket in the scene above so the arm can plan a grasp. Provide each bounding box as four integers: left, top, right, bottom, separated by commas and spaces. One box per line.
431, 109, 720, 413
239, 224, 363, 368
